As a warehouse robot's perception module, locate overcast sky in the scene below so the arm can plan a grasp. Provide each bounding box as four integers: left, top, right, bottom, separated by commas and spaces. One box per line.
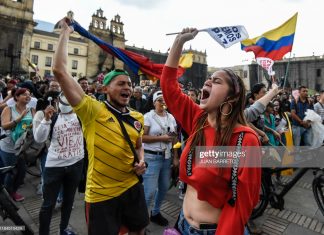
33, 0, 323, 68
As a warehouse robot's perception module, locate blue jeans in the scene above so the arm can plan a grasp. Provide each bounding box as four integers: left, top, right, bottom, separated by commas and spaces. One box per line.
178, 209, 216, 235
292, 125, 312, 146
177, 210, 250, 235
39, 159, 83, 235
0, 149, 26, 193
143, 152, 171, 216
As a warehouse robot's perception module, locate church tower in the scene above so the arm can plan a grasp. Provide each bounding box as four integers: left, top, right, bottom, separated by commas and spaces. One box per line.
0, 0, 36, 75
109, 14, 125, 70
86, 8, 125, 77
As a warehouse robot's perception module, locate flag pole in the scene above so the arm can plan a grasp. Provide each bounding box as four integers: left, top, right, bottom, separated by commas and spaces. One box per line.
166, 29, 205, 36
283, 53, 292, 89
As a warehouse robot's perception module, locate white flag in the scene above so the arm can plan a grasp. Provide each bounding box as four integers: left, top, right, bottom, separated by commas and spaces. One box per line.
202, 26, 249, 48
256, 57, 275, 76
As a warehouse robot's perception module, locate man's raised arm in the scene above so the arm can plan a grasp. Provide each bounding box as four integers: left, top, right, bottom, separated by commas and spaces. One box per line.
52, 18, 84, 106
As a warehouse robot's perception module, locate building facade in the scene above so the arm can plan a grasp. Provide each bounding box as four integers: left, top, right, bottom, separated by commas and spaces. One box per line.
30, 26, 88, 78
0, 1, 208, 87
0, 0, 35, 75
211, 56, 324, 92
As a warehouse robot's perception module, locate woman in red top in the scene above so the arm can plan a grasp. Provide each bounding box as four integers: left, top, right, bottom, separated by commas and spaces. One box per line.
161, 28, 261, 235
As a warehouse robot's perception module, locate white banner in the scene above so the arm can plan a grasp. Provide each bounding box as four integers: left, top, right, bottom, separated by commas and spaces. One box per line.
202, 26, 249, 48
256, 57, 275, 76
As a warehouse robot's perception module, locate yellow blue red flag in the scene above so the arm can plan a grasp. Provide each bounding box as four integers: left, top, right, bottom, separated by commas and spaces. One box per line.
241, 13, 298, 61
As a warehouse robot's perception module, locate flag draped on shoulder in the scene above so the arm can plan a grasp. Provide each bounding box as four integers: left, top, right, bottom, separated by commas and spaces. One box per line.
70, 20, 185, 80
201, 26, 249, 48
241, 13, 298, 61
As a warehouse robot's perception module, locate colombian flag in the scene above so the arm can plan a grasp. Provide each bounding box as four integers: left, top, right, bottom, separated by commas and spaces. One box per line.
71, 21, 185, 80
241, 13, 298, 61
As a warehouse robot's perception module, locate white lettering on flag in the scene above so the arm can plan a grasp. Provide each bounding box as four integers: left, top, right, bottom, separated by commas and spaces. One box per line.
256, 57, 275, 76
202, 26, 249, 48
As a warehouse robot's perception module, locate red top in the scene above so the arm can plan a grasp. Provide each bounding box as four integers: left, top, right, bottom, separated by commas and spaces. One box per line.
161, 66, 261, 235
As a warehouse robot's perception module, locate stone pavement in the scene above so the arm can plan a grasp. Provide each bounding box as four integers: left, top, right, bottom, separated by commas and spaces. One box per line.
1, 170, 324, 234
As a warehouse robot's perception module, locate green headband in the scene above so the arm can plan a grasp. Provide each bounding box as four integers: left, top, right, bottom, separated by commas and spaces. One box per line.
103, 69, 129, 86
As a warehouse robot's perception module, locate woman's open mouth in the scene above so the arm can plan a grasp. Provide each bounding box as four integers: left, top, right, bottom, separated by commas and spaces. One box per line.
201, 89, 210, 101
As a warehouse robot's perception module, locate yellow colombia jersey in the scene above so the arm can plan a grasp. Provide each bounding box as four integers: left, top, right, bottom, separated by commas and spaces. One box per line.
74, 95, 144, 203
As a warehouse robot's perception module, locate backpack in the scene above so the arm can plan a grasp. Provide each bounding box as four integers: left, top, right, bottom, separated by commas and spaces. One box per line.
12, 107, 45, 164
14, 127, 46, 164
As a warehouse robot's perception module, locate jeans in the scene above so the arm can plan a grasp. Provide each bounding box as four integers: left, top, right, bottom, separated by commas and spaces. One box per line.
178, 209, 216, 235
143, 152, 171, 216
292, 125, 312, 146
39, 159, 83, 235
177, 210, 250, 235
40, 151, 63, 201
0, 149, 26, 193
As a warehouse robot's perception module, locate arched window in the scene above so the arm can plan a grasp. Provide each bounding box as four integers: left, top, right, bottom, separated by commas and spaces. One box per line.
94, 20, 98, 28
100, 22, 104, 29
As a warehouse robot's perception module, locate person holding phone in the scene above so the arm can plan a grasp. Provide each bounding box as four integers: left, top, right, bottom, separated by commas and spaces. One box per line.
142, 91, 178, 226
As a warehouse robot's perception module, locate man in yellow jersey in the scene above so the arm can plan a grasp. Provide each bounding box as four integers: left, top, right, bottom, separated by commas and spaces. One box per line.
52, 17, 148, 235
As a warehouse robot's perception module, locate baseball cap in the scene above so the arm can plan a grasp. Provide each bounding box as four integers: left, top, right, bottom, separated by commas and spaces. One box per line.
153, 91, 163, 102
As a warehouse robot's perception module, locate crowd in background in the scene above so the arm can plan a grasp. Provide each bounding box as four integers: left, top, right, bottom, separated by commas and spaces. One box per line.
0, 71, 323, 234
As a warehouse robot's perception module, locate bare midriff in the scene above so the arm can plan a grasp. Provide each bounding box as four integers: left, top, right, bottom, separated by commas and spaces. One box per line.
183, 184, 222, 229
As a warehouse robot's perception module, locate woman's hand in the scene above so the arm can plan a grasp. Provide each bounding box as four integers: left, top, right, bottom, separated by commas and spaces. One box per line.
261, 134, 269, 144
176, 28, 199, 44
44, 105, 56, 121
16, 109, 28, 122
160, 134, 175, 143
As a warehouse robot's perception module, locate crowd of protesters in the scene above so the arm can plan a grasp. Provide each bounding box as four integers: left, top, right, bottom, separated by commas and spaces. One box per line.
0, 66, 323, 235
0, 22, 323, 235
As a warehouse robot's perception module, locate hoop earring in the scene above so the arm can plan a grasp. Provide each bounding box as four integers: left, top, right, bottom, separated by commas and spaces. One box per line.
220, 102, 232, 116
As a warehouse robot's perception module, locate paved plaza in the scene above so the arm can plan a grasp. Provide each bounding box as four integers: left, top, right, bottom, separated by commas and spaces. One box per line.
1, 170, 324, 234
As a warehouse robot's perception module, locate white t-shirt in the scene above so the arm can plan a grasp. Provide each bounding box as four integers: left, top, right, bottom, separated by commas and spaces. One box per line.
6, 97, 38, 109
143, 110, 177, 159
33, 112, 84, 167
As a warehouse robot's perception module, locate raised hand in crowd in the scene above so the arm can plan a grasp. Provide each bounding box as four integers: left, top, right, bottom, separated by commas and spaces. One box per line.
43, 105, 56, 121
59, 17, 74, 34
